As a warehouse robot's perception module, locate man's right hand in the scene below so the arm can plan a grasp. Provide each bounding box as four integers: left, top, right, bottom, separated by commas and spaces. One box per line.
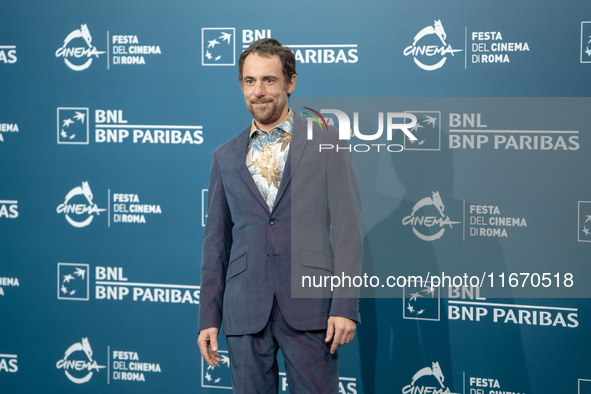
197, 327, 220, 367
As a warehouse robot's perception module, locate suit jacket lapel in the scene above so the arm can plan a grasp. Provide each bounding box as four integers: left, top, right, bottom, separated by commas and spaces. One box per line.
271, 115, 307, 213
237, 125, 270, 213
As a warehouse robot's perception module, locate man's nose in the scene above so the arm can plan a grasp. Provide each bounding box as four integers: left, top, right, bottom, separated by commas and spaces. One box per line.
253, 81, 266, 97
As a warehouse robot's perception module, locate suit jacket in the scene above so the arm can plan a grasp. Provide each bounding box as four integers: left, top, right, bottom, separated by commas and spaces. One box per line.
198, 114, 363, 336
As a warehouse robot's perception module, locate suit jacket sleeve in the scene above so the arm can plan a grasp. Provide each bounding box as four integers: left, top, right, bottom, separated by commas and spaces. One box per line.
198, 149, 233, 332
326, 133, 363, 324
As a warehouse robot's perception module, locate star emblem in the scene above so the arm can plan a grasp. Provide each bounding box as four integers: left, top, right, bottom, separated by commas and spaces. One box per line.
410, 123, 424, 133
409, 292, 423, 302
424, 115, 437, 127
422, 287, 435, 297
74, 268, 86, 279
219, 32, 232, 43
73, 111, 86, 123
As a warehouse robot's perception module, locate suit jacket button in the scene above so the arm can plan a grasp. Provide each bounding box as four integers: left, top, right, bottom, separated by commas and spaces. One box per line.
269, 217, 276, 225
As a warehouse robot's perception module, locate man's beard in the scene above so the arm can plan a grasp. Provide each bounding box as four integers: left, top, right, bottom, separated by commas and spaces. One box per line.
248, 92, 288, 126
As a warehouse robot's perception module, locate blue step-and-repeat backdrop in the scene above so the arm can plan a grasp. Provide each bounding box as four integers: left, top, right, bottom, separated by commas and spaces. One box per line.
1, 0, 591, 393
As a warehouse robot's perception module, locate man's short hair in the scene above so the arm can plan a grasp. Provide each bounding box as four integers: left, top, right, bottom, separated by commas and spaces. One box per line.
238, 38, 297, 85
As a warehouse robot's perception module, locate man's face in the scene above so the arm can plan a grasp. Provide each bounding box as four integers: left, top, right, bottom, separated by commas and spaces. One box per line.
241, 53, 296, 129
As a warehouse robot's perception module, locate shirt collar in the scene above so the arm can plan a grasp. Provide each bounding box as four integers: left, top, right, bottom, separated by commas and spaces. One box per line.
249, 108, 294, 139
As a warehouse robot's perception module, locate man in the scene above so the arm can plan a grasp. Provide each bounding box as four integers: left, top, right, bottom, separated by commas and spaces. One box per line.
197, 38, 363, 393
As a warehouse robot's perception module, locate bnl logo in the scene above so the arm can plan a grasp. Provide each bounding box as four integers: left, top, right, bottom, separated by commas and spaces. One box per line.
242, 29, 272, 48
57, 263, 89, 301
403, 281, 440, 321
202, 28, 235, 66
57, 107, 89, 144
201, 350, 231, 389
202, 28, 271, 66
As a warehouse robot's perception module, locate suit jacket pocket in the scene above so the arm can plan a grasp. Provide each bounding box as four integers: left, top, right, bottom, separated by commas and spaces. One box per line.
300, 249, 333, 273
226, 253, 247, 282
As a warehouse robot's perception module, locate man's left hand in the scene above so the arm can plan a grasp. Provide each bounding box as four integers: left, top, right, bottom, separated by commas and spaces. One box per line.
325, 316, 356, 354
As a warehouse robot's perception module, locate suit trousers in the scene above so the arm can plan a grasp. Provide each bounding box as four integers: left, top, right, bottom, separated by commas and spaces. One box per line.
226, 297, 339, 394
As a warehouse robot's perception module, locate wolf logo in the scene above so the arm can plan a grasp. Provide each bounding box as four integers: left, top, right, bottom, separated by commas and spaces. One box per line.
56, 337, 105, 384
413, 20, 447, 46
63, 181, 94, 205
63, 337, 93, 360
63, 24, 92, 48
57, 181, 106, 228
411, 191, 445, 217
404, 19, 461, 71
411, 361, 445, 388
57, 24, 104, 71
403, 191, 460, 241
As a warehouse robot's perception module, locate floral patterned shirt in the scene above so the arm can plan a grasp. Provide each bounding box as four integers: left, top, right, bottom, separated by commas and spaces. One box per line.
246, 109, 294, 212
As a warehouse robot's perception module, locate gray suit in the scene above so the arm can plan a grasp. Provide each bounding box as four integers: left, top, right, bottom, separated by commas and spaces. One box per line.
198, 114, 363, 391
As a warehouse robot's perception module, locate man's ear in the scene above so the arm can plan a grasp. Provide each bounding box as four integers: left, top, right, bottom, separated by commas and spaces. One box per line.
287, 74, 297, 94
